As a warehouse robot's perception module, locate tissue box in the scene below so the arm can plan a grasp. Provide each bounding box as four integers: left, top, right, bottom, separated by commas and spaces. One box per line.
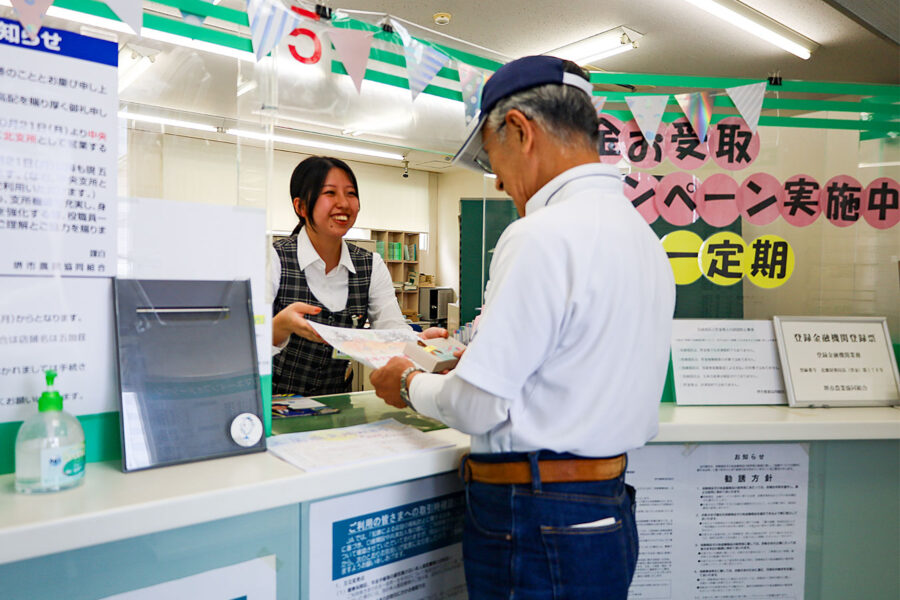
404, 337, 466, 372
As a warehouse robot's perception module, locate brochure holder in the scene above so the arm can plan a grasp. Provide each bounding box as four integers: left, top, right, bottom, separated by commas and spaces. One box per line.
113, 279, 265, 472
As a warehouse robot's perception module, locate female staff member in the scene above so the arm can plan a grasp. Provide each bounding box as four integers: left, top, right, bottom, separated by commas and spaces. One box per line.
271, 156, 443, 396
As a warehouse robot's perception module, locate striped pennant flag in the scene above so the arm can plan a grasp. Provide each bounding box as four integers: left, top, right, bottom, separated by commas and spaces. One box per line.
674, 91, 713, 142
247, 0, 301, 61
625, 95, 669, 145
10, 0, 55, 39
726, 81, 767, 132
391, 19, 450, 101
327, 28, 374, 93
457, 61, 485, 124
104, 0, 143, 34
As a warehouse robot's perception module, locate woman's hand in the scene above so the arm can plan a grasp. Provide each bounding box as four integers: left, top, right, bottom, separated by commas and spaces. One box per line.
272, 302, 326, 346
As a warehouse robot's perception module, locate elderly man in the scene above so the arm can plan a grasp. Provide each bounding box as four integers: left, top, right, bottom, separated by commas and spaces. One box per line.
371, 55, 675, 599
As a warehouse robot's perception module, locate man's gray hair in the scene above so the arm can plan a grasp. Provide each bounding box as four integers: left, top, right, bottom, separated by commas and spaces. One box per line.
485, 82, 600, 150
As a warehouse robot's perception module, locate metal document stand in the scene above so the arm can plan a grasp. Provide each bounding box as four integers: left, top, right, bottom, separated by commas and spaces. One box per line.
113, 279, 265, 472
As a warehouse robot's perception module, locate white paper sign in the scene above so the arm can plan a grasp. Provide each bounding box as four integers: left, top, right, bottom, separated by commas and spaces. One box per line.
308, 473, 466, 600
0, 276, 117, 422
627, 443, 809, 600
774, 316, 900, 407
671, 319, 786, 405
118, 197, 271, 376
0, 19, 118, 277
100, 555, 276, 600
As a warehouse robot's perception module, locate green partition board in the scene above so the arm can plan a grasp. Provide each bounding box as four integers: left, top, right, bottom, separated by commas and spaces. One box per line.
0, 504, 300, 600
458, 198, 519, 325
0, 374, 273, 476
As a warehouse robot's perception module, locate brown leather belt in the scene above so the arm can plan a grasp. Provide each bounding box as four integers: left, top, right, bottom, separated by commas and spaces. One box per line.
462, 454, 626, 485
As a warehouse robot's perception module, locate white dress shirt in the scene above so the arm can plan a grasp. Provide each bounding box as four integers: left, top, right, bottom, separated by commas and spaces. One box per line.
410, 163, 676, 456
271, 227, 408, 353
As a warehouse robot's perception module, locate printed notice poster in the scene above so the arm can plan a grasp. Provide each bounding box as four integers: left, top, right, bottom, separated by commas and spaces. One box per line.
672, 319, 786, 405
0, 18, 118, 276
308, 473, 467, 599
100, 555, 276, 599
627, 443, 809, 600
0, 277, 118, 422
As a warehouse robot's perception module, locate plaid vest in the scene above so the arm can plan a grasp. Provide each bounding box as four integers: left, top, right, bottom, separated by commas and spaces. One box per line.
272, 236, 372, 396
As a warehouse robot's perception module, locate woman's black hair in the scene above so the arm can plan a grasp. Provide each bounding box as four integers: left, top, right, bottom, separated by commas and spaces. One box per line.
289, 156, 359, 236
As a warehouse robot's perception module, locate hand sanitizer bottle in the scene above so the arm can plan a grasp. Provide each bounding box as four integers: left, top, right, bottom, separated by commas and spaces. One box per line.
15, 370, 86, 493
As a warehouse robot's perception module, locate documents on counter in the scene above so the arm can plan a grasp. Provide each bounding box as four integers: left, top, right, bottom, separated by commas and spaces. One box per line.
271, 395, 340, 418
266, 419, 453, 472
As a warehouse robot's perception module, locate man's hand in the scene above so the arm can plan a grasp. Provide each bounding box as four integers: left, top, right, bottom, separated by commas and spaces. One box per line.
371, 356, 416, 409
419, 327, 448, 340
272, 302, 326, 346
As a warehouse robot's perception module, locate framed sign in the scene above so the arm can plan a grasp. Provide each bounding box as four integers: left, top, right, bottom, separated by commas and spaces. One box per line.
773, 316, 900, 408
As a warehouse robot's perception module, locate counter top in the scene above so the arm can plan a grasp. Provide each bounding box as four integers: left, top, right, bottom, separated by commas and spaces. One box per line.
1, 396, 897, 566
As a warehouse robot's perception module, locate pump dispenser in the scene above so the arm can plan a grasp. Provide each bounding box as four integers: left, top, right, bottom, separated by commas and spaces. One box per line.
15, 370, 86, 493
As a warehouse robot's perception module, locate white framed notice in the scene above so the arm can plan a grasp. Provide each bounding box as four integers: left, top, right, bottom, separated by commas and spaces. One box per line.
773, 315, 900, 408
671, 319, 786, 405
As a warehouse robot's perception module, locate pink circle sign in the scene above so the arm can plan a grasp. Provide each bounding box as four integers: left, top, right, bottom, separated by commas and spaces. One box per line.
862, 177, 900, 229
738, 173, 783, 225
707, 117, 760, 171
823, 175, 863, 227
697, 173, 739, 227
623, 172, 659, 224
655, 172, 700, 226
620, 119, 665, 169
665, 117, 709, 170
597, 114, 626, 165
780, 173, 822, 227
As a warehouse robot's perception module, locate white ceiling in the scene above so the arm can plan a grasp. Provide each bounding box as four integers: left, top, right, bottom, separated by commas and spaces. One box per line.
9, 0, 896, 172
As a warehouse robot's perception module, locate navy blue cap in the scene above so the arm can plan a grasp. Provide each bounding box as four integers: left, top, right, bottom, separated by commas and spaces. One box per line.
452, 55, 594, 172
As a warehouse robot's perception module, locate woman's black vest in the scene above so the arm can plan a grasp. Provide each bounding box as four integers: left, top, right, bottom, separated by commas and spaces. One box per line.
272, 236, 372, 396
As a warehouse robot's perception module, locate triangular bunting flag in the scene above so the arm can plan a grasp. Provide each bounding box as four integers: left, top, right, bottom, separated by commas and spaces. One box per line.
391, 19, 450, 101
457, 62, 485, 124
625, 95, 669, 144
104, 0, 143, 34
10, 0, 55, 40
674, 91, 713, 142
726, 81, 767, 132
591, 96, 607, 118
246, 0, 301, 61
327, 28, 374, 93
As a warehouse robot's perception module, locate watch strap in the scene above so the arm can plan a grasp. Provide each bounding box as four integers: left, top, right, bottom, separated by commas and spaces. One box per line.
400, 366, 424, 408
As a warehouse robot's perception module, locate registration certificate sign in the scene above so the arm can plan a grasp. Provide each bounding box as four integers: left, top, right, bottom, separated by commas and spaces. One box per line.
773, 316, 900, 408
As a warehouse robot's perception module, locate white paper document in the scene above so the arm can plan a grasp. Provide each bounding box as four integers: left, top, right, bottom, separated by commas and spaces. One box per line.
671, 319, 787, 405
627, 443, 809, 600
267, 419, 453, 471
308, 322, 419, 368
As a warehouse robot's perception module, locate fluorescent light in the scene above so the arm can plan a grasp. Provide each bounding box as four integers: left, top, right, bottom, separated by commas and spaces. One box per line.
226, 129, 405, 161
683, 0, 817, 60
119, 111, 218, 132
548, 26, 642, 65
858, 161, 900, 168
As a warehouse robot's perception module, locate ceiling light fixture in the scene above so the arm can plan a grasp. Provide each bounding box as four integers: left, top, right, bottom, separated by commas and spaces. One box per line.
226, 129, 405, 161
682, 0, 817, 59
118, 45, 159, 93
547, 26, 643, 66
118, 111, 218, 132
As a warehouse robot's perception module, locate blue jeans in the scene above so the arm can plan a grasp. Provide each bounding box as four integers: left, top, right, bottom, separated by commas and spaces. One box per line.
462, 451, 638, 600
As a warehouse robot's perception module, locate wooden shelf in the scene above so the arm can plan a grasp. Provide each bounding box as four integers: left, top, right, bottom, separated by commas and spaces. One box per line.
371, 229, 420, 315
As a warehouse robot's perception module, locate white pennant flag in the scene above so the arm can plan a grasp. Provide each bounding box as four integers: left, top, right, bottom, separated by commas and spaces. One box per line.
726, 81, 767, 132
591, 96, 607, 118
246, 0, 300, 61
391, 19, 450, 101
327, 28, 374, 93
625, 95, 669, 145
104, 0, 143, 34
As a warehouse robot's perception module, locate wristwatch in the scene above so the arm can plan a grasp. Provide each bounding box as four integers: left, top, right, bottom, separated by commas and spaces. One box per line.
399, 366, 424, 408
